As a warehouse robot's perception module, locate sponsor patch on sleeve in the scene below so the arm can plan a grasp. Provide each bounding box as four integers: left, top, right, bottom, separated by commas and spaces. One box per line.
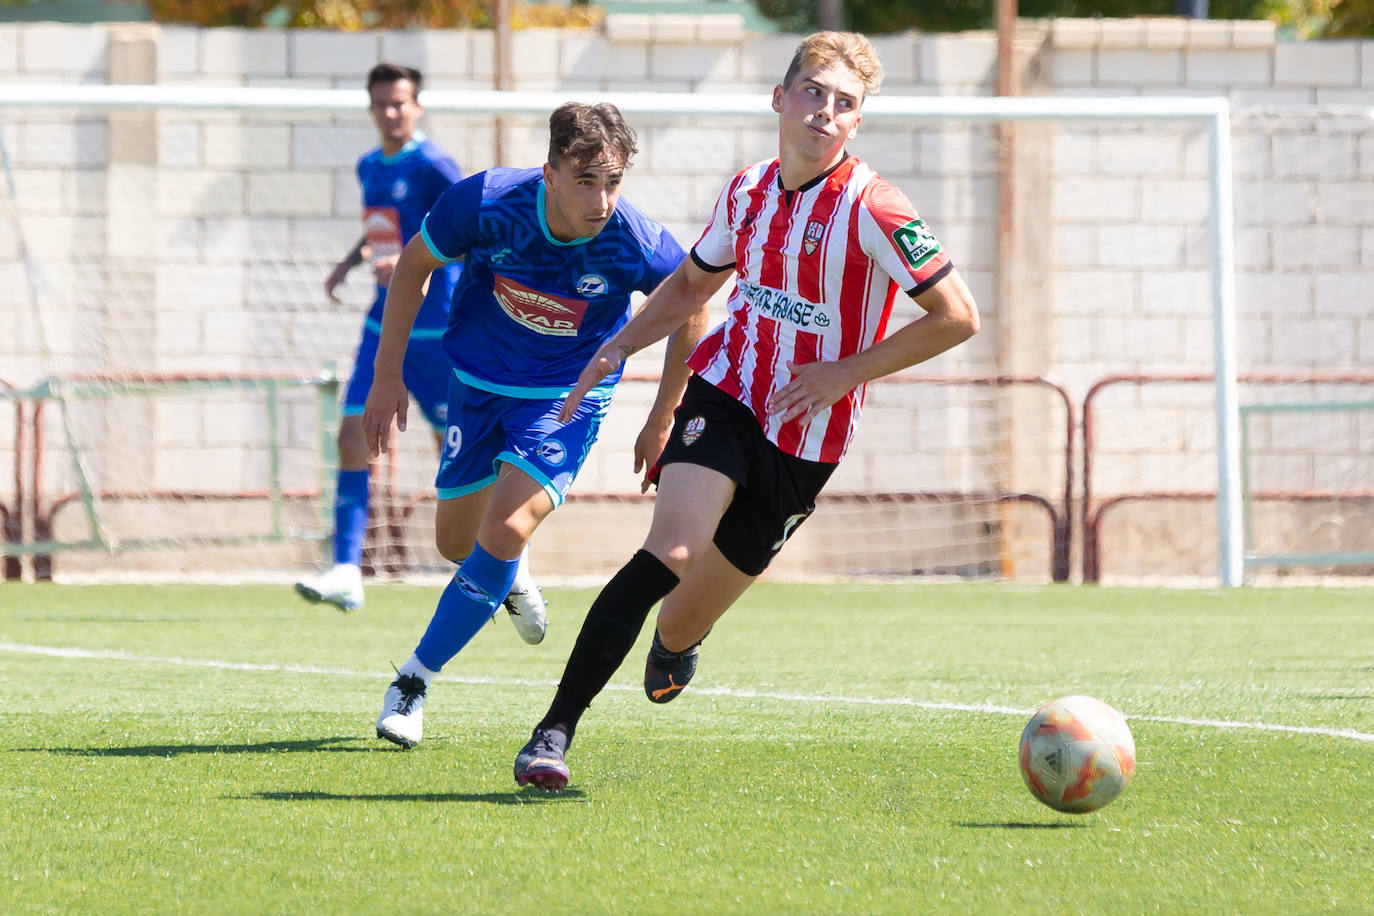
892, 218, 941, 271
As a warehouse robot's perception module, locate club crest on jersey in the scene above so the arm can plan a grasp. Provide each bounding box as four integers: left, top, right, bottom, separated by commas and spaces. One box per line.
803, 219, 826, 256
893, 218, 940, 270
391, 179, 409, 201
575, 273, 608, 296
535, 438, 567, 467
681, 416, 706, 446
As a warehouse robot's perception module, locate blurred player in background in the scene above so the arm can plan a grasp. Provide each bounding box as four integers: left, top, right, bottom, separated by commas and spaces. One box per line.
295, 62, 548, 641
363, 101, 704, 748
513, 31, 981, 791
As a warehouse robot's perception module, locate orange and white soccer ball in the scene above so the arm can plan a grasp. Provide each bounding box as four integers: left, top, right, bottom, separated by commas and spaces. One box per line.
1018, 695, 1135, 814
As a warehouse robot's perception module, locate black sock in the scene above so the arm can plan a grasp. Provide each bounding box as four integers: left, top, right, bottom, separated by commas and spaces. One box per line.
536, 550, 680, 743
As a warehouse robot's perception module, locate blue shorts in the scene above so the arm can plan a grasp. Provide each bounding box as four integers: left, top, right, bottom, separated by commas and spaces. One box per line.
342, 323, 450, 432
435, 376, 612, 508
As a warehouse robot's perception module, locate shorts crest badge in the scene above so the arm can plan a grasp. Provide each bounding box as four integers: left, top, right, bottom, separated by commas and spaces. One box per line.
803, 219, 826, 256
682, 416, 706, 446
535, 438, 567, 466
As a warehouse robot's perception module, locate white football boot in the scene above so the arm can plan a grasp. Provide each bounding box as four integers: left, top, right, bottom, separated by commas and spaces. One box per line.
375, 673, 427, 748
503, 585, 548, 645
502, 550, 548, 645
294, 563, 364, 613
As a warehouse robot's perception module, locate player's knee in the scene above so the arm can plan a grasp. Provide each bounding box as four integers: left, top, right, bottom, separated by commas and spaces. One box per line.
647, 542, 695, 578
336, 422, 370, 469
476, 518, 529, 561
434, 529, 473, 564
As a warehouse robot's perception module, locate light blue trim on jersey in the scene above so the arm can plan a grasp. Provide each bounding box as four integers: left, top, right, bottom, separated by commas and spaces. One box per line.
377, 130, 427, 166
499, 450, 564, 508
363, 316, 447, 340
420, 219, 459, 264
536, 181, 593, 248
454, 367, 615, 400
436, 470, 499, 500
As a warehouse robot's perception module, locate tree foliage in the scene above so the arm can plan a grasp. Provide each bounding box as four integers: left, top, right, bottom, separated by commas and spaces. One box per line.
1258, 0, 1374, 36
755, 0, 1373, 36
147, 0, 602, 29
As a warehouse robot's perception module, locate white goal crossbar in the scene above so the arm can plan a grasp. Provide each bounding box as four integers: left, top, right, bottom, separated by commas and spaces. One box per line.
0, 86, 1242, 586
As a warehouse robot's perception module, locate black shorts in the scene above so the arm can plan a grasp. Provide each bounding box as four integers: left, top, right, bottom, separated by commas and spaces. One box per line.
657, 375, 836, 576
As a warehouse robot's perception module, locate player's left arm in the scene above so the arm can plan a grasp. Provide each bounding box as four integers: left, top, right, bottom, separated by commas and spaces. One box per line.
769, 271, 979, 425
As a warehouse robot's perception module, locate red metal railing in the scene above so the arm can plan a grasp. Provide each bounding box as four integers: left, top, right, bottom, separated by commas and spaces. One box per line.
5, 372, 1075, 582
377, 372, 1076, 582
892, 374, 1075, 583
30, 366, 1370, 585
1, 381, 21, 580
1082, 373, 1374, 582
19, 372, 332, 580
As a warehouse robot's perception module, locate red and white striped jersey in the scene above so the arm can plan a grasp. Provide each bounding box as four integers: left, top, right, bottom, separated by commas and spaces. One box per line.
687, 154, 954, 463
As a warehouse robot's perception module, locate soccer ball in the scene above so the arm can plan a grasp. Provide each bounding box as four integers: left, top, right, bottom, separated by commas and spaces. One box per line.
1018, 695, 1135, 814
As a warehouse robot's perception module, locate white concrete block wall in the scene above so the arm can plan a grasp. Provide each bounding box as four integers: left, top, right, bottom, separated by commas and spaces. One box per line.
1274, 40, 1361, 86
20, 23, 108, 78
0, 25, 18, 72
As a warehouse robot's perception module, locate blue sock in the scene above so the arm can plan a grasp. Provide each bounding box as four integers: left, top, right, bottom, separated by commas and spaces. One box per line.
333, 469, 371, 566
414, 544, 519, 672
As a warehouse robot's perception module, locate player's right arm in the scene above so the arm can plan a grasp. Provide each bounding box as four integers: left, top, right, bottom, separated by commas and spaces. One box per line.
325, 235, 368, 303
362, 234, 444, 456
560, 257, 729, 423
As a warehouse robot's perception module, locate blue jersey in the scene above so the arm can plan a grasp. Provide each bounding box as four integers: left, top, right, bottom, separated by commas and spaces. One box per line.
357, 131, 463, 337
420, 167, 685, 397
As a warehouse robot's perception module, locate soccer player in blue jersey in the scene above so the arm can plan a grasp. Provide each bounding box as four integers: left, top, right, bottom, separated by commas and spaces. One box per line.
295, 63, 548, 641
362, 101, 703, 748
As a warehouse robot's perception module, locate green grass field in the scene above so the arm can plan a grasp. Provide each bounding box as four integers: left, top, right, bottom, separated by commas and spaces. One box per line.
2, 581, 1371, 913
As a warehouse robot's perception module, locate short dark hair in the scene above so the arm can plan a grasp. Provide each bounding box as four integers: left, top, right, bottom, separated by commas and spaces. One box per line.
367, 63, 423, 98
547, 102, 638, 171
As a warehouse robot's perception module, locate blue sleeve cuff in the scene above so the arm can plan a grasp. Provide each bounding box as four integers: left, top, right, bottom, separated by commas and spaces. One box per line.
420, 218, 457, 264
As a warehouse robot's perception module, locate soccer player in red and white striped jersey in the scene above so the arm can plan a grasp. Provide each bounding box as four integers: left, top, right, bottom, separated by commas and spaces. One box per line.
514, 31, 980, 791
690, 152, 955, 462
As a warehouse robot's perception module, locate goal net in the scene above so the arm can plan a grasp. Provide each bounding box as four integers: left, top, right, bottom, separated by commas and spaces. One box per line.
0, 86, 1366, 585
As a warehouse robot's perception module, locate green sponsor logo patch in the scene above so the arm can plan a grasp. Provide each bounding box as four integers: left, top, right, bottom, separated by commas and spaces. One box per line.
893, 219, 940, 270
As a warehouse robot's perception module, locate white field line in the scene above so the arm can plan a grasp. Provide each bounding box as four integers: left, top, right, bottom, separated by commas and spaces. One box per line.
3, 640, 1372, 744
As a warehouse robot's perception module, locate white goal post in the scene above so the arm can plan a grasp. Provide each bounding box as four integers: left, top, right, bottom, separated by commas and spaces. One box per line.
0, 85, 1245, 585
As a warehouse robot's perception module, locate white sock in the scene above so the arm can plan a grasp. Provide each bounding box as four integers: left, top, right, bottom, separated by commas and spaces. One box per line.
398, 654, 439, 687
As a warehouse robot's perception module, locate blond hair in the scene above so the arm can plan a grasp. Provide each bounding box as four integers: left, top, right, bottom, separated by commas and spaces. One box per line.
782, 31, 884, 97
